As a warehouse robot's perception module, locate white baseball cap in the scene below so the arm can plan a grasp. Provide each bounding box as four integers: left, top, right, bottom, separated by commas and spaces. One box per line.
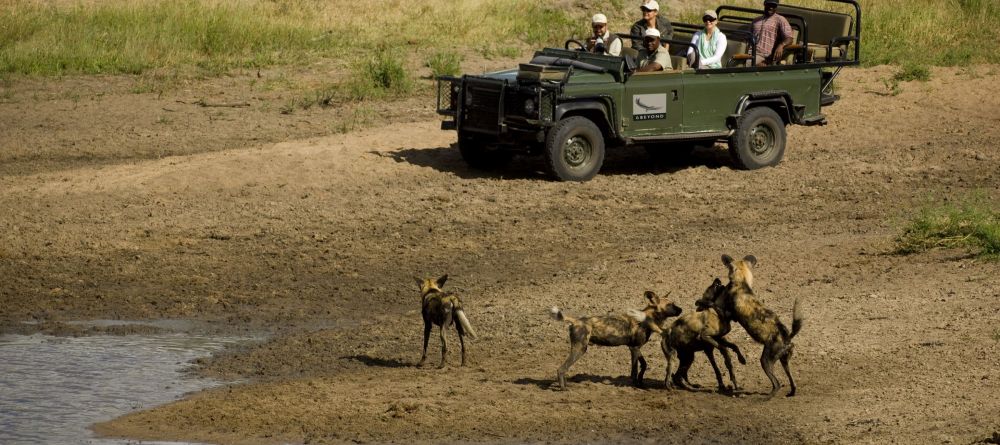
643, 28, 661, 38
592, 13, 608, 24
641, 0, 659, 11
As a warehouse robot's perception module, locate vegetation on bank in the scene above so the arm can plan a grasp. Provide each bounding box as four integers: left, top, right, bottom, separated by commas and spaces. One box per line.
895, 193, 1000, 260
2, 0, 999, 81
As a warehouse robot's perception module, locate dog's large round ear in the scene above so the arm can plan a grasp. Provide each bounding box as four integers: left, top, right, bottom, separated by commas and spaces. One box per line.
743, 255, 758, 267
722, 254, 734, 266
644, 290, 659, 304
414, 276, 425, 289
435, 274, 449, 288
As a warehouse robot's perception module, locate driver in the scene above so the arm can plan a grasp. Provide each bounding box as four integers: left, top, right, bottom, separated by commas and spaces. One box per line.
636, 28, 672, 72
586, 14, 622, 56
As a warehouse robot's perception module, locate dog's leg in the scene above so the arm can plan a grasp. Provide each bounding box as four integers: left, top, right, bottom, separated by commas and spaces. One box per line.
717, 337, 747, 365
438, 310, 453, 368
704, 348, 726, 393
661, 338, 674, 388
557, 339, 587, 390
673, 349, 696, 389
718, 345, 740, 391
780, 345, 796, 397
761, 343, 782, 398
629, 347, 646, 388
458, 329, 467, 367
418, 320, 432, 367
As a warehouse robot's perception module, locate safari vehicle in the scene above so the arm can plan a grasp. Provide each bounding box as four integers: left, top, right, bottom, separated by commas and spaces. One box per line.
436, 0, 861, 181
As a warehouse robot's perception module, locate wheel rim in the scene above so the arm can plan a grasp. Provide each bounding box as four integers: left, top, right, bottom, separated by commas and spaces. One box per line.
563, 135, 592, 168
749, 123, 775, 157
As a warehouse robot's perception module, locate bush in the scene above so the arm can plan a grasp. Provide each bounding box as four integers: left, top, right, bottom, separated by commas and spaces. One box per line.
894, 64, 931, 82
426, 51, 463, 78
347, 48, 412, 100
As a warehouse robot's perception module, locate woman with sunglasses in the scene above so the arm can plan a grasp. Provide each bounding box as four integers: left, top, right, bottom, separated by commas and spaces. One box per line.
687, 10, 728, 69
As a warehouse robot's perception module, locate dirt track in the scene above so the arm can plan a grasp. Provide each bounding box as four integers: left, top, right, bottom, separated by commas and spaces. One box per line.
2, 65, 999, 444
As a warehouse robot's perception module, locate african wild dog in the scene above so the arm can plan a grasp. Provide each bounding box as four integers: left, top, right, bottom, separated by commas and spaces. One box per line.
549, 291, 682, 390
660, 277, 747, 393
719, 254, 803, 398
415, 275, 477, 368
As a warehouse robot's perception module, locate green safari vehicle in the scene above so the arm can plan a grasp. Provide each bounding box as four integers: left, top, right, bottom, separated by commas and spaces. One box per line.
436, 0, 861, 181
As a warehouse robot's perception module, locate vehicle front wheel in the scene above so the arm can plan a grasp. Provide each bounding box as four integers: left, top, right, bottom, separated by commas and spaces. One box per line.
458, 133, 512, 170
544, 116, 606, 181
727, 107, 786, 169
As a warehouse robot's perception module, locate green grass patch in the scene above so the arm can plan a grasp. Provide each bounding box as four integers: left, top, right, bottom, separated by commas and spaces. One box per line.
895, 193, 1000, 259
346, 47, 413, 101
426, 51, 463, 78
894, 64, 931, 82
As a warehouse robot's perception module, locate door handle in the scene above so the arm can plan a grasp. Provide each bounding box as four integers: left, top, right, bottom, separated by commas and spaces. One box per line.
672, 90, 679, 101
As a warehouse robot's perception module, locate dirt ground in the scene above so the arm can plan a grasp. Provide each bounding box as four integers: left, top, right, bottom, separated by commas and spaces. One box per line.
1, 64, 999, 445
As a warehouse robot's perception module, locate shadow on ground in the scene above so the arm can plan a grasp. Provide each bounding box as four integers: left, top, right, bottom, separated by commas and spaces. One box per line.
382, 143, 734, 180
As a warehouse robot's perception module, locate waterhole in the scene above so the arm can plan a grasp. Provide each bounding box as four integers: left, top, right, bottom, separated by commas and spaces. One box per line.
0, 326, 250, 445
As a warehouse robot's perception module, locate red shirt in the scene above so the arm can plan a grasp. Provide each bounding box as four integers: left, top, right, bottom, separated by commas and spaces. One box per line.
751, 14, 793, 58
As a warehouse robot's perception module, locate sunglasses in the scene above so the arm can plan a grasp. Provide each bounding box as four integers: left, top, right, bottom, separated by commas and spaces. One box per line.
703, 17, 717, 22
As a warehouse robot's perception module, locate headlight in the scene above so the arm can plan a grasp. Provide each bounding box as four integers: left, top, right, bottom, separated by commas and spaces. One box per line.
524, 98, 536, 115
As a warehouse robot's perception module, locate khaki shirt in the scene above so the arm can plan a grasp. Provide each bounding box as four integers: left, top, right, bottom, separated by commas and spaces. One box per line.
637, 47, 672, 70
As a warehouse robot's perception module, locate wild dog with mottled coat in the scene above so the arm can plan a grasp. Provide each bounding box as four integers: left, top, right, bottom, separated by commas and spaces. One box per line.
719, 254, 803, 397
660, 277, 747, 393
415, 275, 477, 368
549, 291, 682, 390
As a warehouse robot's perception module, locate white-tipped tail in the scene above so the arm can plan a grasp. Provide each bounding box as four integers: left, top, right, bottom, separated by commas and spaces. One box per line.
626, 308, 647, 323
549, 306, 563, 321
455, 309, 477, 339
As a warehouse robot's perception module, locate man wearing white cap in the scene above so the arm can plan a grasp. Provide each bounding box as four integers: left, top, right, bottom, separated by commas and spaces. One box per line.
630, 0, 672, 51
636, 28, 671, 72
587, 14, 622, 56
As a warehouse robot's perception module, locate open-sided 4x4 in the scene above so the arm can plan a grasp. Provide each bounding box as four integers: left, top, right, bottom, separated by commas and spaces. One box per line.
437, 0, 861, 181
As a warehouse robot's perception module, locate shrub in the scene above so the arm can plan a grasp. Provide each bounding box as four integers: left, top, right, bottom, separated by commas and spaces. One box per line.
426, 51, 463, 78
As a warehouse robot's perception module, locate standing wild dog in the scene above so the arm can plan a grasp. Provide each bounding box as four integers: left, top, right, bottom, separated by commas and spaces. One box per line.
719, 254, 803, 398
415, 275, 477, 368
660, 277, 747, 393
549, 291, 682, 390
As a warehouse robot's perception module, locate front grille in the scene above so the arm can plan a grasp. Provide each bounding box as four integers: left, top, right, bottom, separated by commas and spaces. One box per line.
436, 77, 459, 115
461, 78, 504, 134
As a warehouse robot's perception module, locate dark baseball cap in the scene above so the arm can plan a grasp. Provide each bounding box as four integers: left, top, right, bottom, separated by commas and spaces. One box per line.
764, 0, 779, 5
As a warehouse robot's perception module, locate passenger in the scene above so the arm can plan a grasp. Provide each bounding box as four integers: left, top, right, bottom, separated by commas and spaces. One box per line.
751, 0, 794, 66
630, 0, 672, 52
636, 28, 672, 72
587, 14, 622, 56
687, 10, 728, 69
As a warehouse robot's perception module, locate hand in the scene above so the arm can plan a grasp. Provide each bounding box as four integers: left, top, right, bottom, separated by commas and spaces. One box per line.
773, 45, 785, 62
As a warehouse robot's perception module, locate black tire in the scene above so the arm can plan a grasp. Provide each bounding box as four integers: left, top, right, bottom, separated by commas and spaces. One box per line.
544, 116, 605, 181
727, 107, 786, 170
458, 133, 512, 170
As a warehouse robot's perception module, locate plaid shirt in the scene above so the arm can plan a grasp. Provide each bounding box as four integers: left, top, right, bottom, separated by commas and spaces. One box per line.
751, 13, 793, 58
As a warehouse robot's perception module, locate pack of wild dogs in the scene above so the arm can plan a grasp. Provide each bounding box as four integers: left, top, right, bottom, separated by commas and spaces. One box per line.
415, 254, 804, 399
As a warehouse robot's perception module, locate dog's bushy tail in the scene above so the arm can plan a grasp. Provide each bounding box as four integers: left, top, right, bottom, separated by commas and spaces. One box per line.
455, 308, 477, 339
789, 297, 804, 339
549, 306, 578, 324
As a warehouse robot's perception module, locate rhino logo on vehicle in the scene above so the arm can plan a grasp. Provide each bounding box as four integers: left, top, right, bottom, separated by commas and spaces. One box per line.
632, 94, 666, 121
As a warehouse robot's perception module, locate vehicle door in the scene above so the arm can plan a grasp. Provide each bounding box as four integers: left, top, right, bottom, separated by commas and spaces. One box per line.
621, 71, 685, 137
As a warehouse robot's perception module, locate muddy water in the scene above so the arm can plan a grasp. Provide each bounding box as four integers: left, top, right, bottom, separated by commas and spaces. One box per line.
0, 329, 249, 445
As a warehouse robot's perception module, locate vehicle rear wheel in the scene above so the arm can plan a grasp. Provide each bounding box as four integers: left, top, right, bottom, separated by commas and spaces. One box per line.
727, 107, 786, 169
458, 133, 512, 170
544, 116, 605, 181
